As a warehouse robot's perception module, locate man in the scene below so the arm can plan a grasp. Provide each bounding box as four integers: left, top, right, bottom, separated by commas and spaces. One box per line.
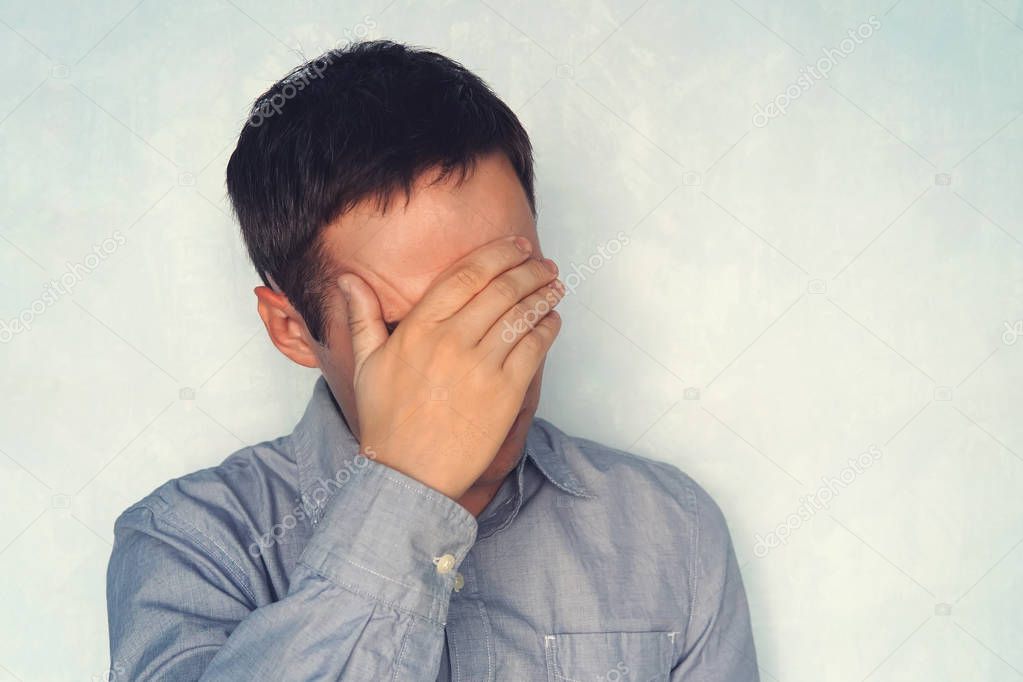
106, 39, 759, 681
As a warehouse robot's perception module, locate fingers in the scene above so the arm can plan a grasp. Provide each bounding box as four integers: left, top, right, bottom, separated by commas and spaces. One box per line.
338, 273, 388, 376
406, 235, 535, 325
454, 255, 560, 344
501, 307, 562, 383
479, 279, 565, 355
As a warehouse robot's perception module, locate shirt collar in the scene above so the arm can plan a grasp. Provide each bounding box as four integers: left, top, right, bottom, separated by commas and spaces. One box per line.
523, 415, 593, 499
291, 376, 592, 522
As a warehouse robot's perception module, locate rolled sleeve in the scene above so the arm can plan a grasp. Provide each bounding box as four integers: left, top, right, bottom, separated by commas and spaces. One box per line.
299, 458, 478, 625
108, 458, 480, 680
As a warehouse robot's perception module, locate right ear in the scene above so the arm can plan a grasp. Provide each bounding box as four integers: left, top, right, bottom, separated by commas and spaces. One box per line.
254, 285, 320, 369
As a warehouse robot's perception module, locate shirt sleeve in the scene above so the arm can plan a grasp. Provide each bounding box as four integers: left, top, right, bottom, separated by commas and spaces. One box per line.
671, 483, 761, 681
106, 459, 477, 681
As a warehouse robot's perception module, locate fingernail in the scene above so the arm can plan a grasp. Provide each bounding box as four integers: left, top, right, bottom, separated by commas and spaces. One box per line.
514, 236, 532, 253
543, 258, 558, 274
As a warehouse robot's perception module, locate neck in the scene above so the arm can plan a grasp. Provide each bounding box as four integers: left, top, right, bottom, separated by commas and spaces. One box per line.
456, 480, 505, 517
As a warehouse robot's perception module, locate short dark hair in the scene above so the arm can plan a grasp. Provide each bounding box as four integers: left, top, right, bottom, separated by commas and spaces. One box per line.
226, 39, 535, 345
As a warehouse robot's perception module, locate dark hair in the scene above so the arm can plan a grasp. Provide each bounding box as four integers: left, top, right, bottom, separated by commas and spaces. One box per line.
226, 39, 535, 345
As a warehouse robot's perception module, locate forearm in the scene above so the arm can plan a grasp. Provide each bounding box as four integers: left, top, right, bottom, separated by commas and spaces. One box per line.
108, 460, 476, 680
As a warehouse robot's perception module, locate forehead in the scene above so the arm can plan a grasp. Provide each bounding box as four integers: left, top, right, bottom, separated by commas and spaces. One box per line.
320, 151, 539, 320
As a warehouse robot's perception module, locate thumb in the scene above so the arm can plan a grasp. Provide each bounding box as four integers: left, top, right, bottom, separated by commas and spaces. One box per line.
338, 274, 389, 374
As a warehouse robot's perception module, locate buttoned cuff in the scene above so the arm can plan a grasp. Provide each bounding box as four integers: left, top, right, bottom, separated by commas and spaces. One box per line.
298, 458, 478, 625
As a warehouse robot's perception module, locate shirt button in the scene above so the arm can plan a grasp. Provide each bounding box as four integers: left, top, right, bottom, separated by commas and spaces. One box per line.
434, 553, 456, 574
453, 572, 464, 592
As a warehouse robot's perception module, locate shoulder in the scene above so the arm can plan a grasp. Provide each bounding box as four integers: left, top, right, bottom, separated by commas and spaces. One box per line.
111, 434, 302, 574
537, 418, 734, 550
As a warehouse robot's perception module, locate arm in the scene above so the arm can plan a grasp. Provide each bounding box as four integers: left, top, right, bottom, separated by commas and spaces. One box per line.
106, 460, 475, 681
107, 235, 564, 679
671, 485, 760, 681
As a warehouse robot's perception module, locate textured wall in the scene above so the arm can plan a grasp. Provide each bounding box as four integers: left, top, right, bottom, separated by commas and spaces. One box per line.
1, 1, 1022, 680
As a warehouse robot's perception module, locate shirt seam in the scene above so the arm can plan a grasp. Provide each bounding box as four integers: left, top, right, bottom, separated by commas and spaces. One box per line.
298, 559, 448, 628
374, 467, 478, 534
318, 458, 478, 539
475, 597, 495, 682
526, 440, 595, 499
134, 503, 259, 607
391, 617, 415, 682
316, 549, 438, 598
684, 482, 700, 651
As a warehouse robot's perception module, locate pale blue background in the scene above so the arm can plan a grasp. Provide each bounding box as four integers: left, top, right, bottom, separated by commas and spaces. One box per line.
2, 1, 1023, 680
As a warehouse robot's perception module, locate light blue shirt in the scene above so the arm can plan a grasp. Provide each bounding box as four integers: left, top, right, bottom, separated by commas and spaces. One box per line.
106, 376, 759, 680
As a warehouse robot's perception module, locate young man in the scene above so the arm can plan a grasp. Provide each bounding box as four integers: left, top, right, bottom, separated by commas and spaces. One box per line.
106, 40, 759, 681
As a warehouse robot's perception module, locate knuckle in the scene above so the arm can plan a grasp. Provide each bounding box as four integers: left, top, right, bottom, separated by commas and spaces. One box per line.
534, 295, 555, 315
536, 291, 557, 312
491, 277, 518, 302
347, 316, 370, 337
533, 316, 555, 336
461, 361, 497, 392
518, 332, 544, 353
512, 303, 540, 329
432, 337, 460, 365
520, 300, 546, 323
510, 301, 530, 320
456, 264, 484, 289
534, 314, 554, 331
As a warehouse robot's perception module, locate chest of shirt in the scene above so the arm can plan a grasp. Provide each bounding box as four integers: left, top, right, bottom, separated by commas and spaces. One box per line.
266, 465, 692, 680
434, 509, 686, 682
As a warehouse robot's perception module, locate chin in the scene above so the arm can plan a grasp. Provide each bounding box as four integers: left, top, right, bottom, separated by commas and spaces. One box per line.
476, 410, 532, 484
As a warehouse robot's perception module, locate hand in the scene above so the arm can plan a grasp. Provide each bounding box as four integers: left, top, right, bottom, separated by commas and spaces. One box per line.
339, 235, 565, 500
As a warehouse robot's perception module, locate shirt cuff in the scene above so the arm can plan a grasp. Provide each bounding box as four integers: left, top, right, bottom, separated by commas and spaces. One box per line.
297, 458, 478, 624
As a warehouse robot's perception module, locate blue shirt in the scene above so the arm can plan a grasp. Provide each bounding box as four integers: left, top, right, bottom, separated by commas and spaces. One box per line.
106, 376, 759, 680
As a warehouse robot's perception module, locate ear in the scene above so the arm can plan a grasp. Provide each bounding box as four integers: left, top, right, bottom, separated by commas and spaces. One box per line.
254, 285, 320, 369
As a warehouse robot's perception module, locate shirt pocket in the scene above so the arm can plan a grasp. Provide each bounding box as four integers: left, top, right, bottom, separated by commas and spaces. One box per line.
543, 630, 675, 682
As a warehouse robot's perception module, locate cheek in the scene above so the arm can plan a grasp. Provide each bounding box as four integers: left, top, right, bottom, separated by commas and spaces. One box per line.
520, 362, 545, 408
316, 324, 355, 380
313, 325, 361, 433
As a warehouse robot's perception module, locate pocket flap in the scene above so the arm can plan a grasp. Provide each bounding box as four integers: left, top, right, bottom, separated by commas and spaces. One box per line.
544, 630, 675, 682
